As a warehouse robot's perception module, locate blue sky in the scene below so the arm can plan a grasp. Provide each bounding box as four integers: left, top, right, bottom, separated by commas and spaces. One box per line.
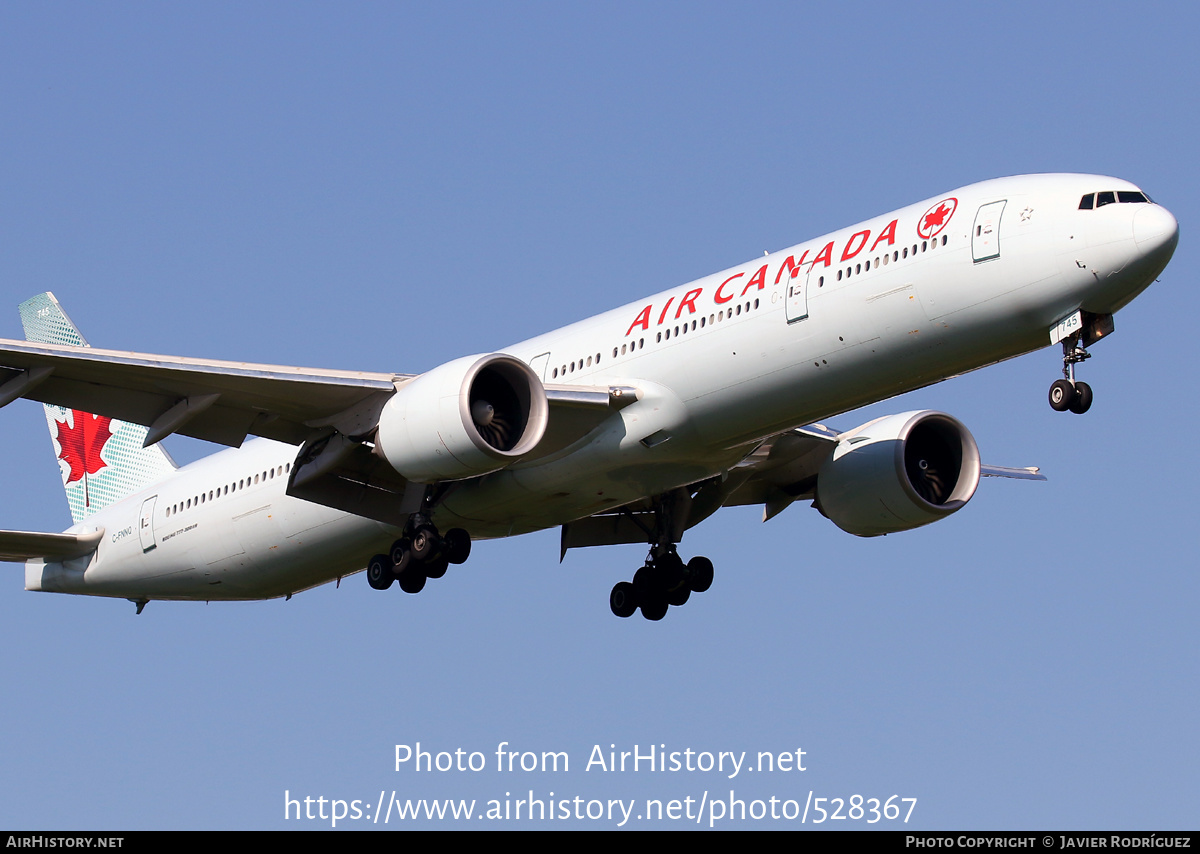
0, 2, 1195, 829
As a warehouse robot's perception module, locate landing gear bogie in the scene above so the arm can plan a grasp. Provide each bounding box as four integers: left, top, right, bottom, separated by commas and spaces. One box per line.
365, 518, 472, 595
609, 545, 714, 621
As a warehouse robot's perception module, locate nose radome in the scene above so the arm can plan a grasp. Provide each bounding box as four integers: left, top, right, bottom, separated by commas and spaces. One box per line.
1134, 204, 1179, 255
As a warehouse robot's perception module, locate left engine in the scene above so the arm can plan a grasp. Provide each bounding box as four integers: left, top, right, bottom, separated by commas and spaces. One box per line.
374, 353, 549, 483
815, 411, 981, 537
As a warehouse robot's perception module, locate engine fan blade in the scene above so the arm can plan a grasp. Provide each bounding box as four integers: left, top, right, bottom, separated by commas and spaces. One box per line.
910, 458, 948, 504
473, 399, 516, 450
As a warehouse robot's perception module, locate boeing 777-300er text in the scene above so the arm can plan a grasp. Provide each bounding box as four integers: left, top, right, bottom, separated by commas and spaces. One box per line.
0, 174, 1178, 619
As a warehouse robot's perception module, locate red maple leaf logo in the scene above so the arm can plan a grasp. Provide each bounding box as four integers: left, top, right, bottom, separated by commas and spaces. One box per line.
917, 197, 957, 239
923, 204, 951, 230
55, 411, 113, 484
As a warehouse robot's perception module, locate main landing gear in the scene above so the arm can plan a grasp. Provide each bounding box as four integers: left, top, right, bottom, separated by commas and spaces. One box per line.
609, 544, 715, 621
366, 517, 471, 595
1048, 336, 1094, 415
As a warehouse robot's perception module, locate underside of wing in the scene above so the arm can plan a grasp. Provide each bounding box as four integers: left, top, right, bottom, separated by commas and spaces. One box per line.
559, 426, 839, 556
560, 416, 1045, 556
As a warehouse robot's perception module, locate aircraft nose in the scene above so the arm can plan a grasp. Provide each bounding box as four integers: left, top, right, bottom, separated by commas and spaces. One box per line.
1133, 203, 1179, 257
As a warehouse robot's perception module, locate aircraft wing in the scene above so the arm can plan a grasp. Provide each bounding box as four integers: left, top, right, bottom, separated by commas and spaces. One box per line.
718, 425, 1044, 519
0, 338, 631, 451
0, 337, 406, 447
560, 422, 1044, 555
0, 529, 103, 562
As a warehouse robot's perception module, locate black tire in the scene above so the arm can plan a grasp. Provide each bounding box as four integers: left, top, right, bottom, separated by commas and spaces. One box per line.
640, 598, 669, 621
410, 525, 441, 563
633, 565, 658, 596
1069, 380, 1093, 414
443, 528, 471, 565
666, 584, 691, 607
397, 567, 427, 594
634, 566, 668, 620
658, 551, 685, 584
610, 581, 638, 618
1049, 379, 1075, 412
366, 554, 394, 590
686, 556, 714, 593
389, 538, 412, 574
424, 555, 449, 580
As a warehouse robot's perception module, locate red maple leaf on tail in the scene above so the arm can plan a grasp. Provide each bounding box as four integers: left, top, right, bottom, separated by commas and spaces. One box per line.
55, 411, 113, 484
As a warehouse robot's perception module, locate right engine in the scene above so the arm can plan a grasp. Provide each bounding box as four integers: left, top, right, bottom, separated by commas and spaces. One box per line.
374, 353, 549, 483
815, 410, 981, 537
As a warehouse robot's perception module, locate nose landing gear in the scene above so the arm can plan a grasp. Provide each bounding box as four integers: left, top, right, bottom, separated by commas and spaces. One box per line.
1048, 337, 1094, 414
1047, 312, 1115, 415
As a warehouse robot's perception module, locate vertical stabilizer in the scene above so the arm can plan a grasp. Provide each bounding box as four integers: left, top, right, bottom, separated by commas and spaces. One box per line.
19, 293, 177, 524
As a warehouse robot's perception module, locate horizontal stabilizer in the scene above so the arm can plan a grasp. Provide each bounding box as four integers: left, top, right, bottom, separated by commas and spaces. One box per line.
0, 528, 103, 562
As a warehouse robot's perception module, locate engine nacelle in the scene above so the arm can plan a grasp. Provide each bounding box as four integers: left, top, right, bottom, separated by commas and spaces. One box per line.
816, 411, 981, 537
375, 354, 549, 483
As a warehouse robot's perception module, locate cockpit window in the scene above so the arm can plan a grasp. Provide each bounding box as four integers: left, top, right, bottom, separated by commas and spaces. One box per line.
1080, 189, 1152, 210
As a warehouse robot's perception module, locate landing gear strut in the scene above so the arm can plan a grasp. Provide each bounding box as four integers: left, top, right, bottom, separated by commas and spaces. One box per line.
1048, 336, 1093, 414
365, 514, 471, 595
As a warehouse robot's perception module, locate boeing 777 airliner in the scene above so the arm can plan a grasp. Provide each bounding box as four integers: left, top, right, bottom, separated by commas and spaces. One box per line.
0, 174, 1178, 619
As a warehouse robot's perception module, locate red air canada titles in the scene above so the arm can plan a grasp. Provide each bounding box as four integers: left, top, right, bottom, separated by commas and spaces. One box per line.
625, 217, 901, 337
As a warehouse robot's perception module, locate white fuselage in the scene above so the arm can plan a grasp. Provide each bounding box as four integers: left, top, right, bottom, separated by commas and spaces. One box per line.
29, 173, 1178, 600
